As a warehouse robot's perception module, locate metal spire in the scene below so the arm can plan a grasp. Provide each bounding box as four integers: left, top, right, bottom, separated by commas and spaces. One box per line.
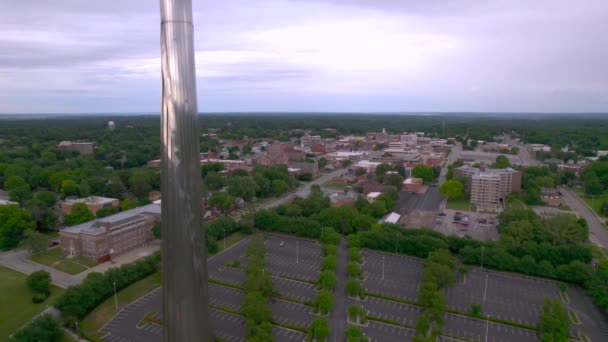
160, 0, 211, 340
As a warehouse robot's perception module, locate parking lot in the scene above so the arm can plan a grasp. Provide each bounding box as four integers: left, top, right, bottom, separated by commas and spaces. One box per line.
362, 250, 423, 302
103, 234, 321, 341
434, 209, 499, 241
445, 268, 560, 326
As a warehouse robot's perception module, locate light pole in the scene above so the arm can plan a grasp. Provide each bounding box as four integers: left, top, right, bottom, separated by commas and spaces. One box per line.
485, 314, 490, 342
382, 256, 385, 280
480, 246, 485, 270
483, 274, 488, 301
113, 282, 118, 310
223, 227, 226, 250
296, 240, 299, 264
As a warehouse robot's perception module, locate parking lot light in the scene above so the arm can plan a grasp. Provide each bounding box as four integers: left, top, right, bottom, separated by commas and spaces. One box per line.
382, 256, 385, 280
480, 246, 485, 270
483, 274, 488, 301
485, 314, 490, 342
296, 240, 299, 264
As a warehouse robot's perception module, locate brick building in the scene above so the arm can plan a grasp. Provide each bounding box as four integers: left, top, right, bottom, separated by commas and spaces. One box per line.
61, 196, 119, 215
59, 202, 160, 262
454, 165, 522, 211
402, 178, 423, 193
57, 141, 95, 155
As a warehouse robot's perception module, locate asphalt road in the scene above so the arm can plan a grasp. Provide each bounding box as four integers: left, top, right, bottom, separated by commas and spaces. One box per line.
260, 168, 347, 210
558, 186, 608, 248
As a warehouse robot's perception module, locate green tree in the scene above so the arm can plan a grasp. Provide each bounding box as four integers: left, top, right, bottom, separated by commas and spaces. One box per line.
34, 191, 57, 207
540, 298, 569, 342
345, 279, 365, 299
79, 179, 91, 198
105, 177, 126, 199
412, 165, 435, 183
228, 176, 258, 202
375, 163, 391, 177
318, 270, 337, 290
152, 223, 161, 239
204, 172, 225, 191
308, 317, 330, 341
318, 158, 328, 169
584, 177, 604, 196
10, 314, 62, 342
26, 270, 51, 297
345, 326, 368, 342
24, 229, 48, 255
129, 173, 152, 199
322, 255, 338, 271
0, 205, 36, 249
120, 198, 137, 211
439, 180, 464, 200
493, 155, 510, 168
347, 262, 363, 279
4, 175, 32, 204
63, 203, 95, 226
313, 290, 334, 314
209, 191, 235, 214
272, 179, 288, 197
60, 179, 80, 198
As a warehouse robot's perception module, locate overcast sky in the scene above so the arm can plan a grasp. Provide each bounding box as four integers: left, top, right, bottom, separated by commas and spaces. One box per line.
1, 0, 607, 113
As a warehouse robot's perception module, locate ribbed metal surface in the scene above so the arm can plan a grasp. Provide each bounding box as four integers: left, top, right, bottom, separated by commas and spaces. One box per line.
160, 0, 211, 340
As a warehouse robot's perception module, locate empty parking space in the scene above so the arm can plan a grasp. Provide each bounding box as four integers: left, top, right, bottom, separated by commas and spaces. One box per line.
273, 326, 307, 341
264, 235, 322, 282
362, 250, 423, 301
446, 268, 559, 326
272, 276, 318, 302
209, 283, 244, 311
269, 298, 315, 329
443, 313, 538, 342
357, 296, 422, 327
362, 321, 416, 342
209, 266, 246, 286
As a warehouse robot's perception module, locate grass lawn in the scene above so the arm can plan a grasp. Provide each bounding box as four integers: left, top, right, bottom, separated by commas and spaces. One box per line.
322, 180, 349, 191
0, 266, 64, 340
210, 232, 249, 256
446, 197, 472, 211
27, 247, 95, 275
80, 272, 161, 341
579, 194, 608, 217
505, 197, 526, 210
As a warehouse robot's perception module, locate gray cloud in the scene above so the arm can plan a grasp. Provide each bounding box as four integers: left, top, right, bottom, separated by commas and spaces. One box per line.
0, 0, 607, 113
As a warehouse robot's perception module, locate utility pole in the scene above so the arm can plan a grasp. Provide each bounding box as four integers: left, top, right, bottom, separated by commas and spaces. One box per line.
160, 0, 210, 340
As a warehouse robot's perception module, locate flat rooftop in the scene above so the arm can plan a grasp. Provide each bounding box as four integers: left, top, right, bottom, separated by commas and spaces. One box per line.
61, 202, 161, 236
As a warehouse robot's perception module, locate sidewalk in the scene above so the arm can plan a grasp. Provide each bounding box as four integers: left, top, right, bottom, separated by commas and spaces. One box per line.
0, 241, 161, 289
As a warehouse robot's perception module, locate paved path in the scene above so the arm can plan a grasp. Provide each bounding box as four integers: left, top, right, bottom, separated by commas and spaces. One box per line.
260, 168, 347, 210
329, 237, 348, 341
558, 186, 608, 248
0, 249, 81, 288
0, 241, 162, 289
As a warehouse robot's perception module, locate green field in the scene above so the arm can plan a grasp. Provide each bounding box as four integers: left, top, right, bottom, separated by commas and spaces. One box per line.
446, 197, 472, 211
580, 194, 608, 217
80, 272, 161, 341
27, 247, 96, 275
0, 266, 64, 340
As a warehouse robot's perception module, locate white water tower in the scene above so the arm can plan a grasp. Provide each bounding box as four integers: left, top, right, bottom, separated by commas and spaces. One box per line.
108, 121, 115, 131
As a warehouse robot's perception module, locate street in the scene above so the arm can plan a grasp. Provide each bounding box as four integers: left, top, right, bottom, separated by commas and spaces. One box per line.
559, 186, 608, 248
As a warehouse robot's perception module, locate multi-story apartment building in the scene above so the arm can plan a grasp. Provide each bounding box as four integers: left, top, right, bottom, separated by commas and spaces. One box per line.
59, 202, 160, 262
454, 165, 522, 210
470, 172, 502, 210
